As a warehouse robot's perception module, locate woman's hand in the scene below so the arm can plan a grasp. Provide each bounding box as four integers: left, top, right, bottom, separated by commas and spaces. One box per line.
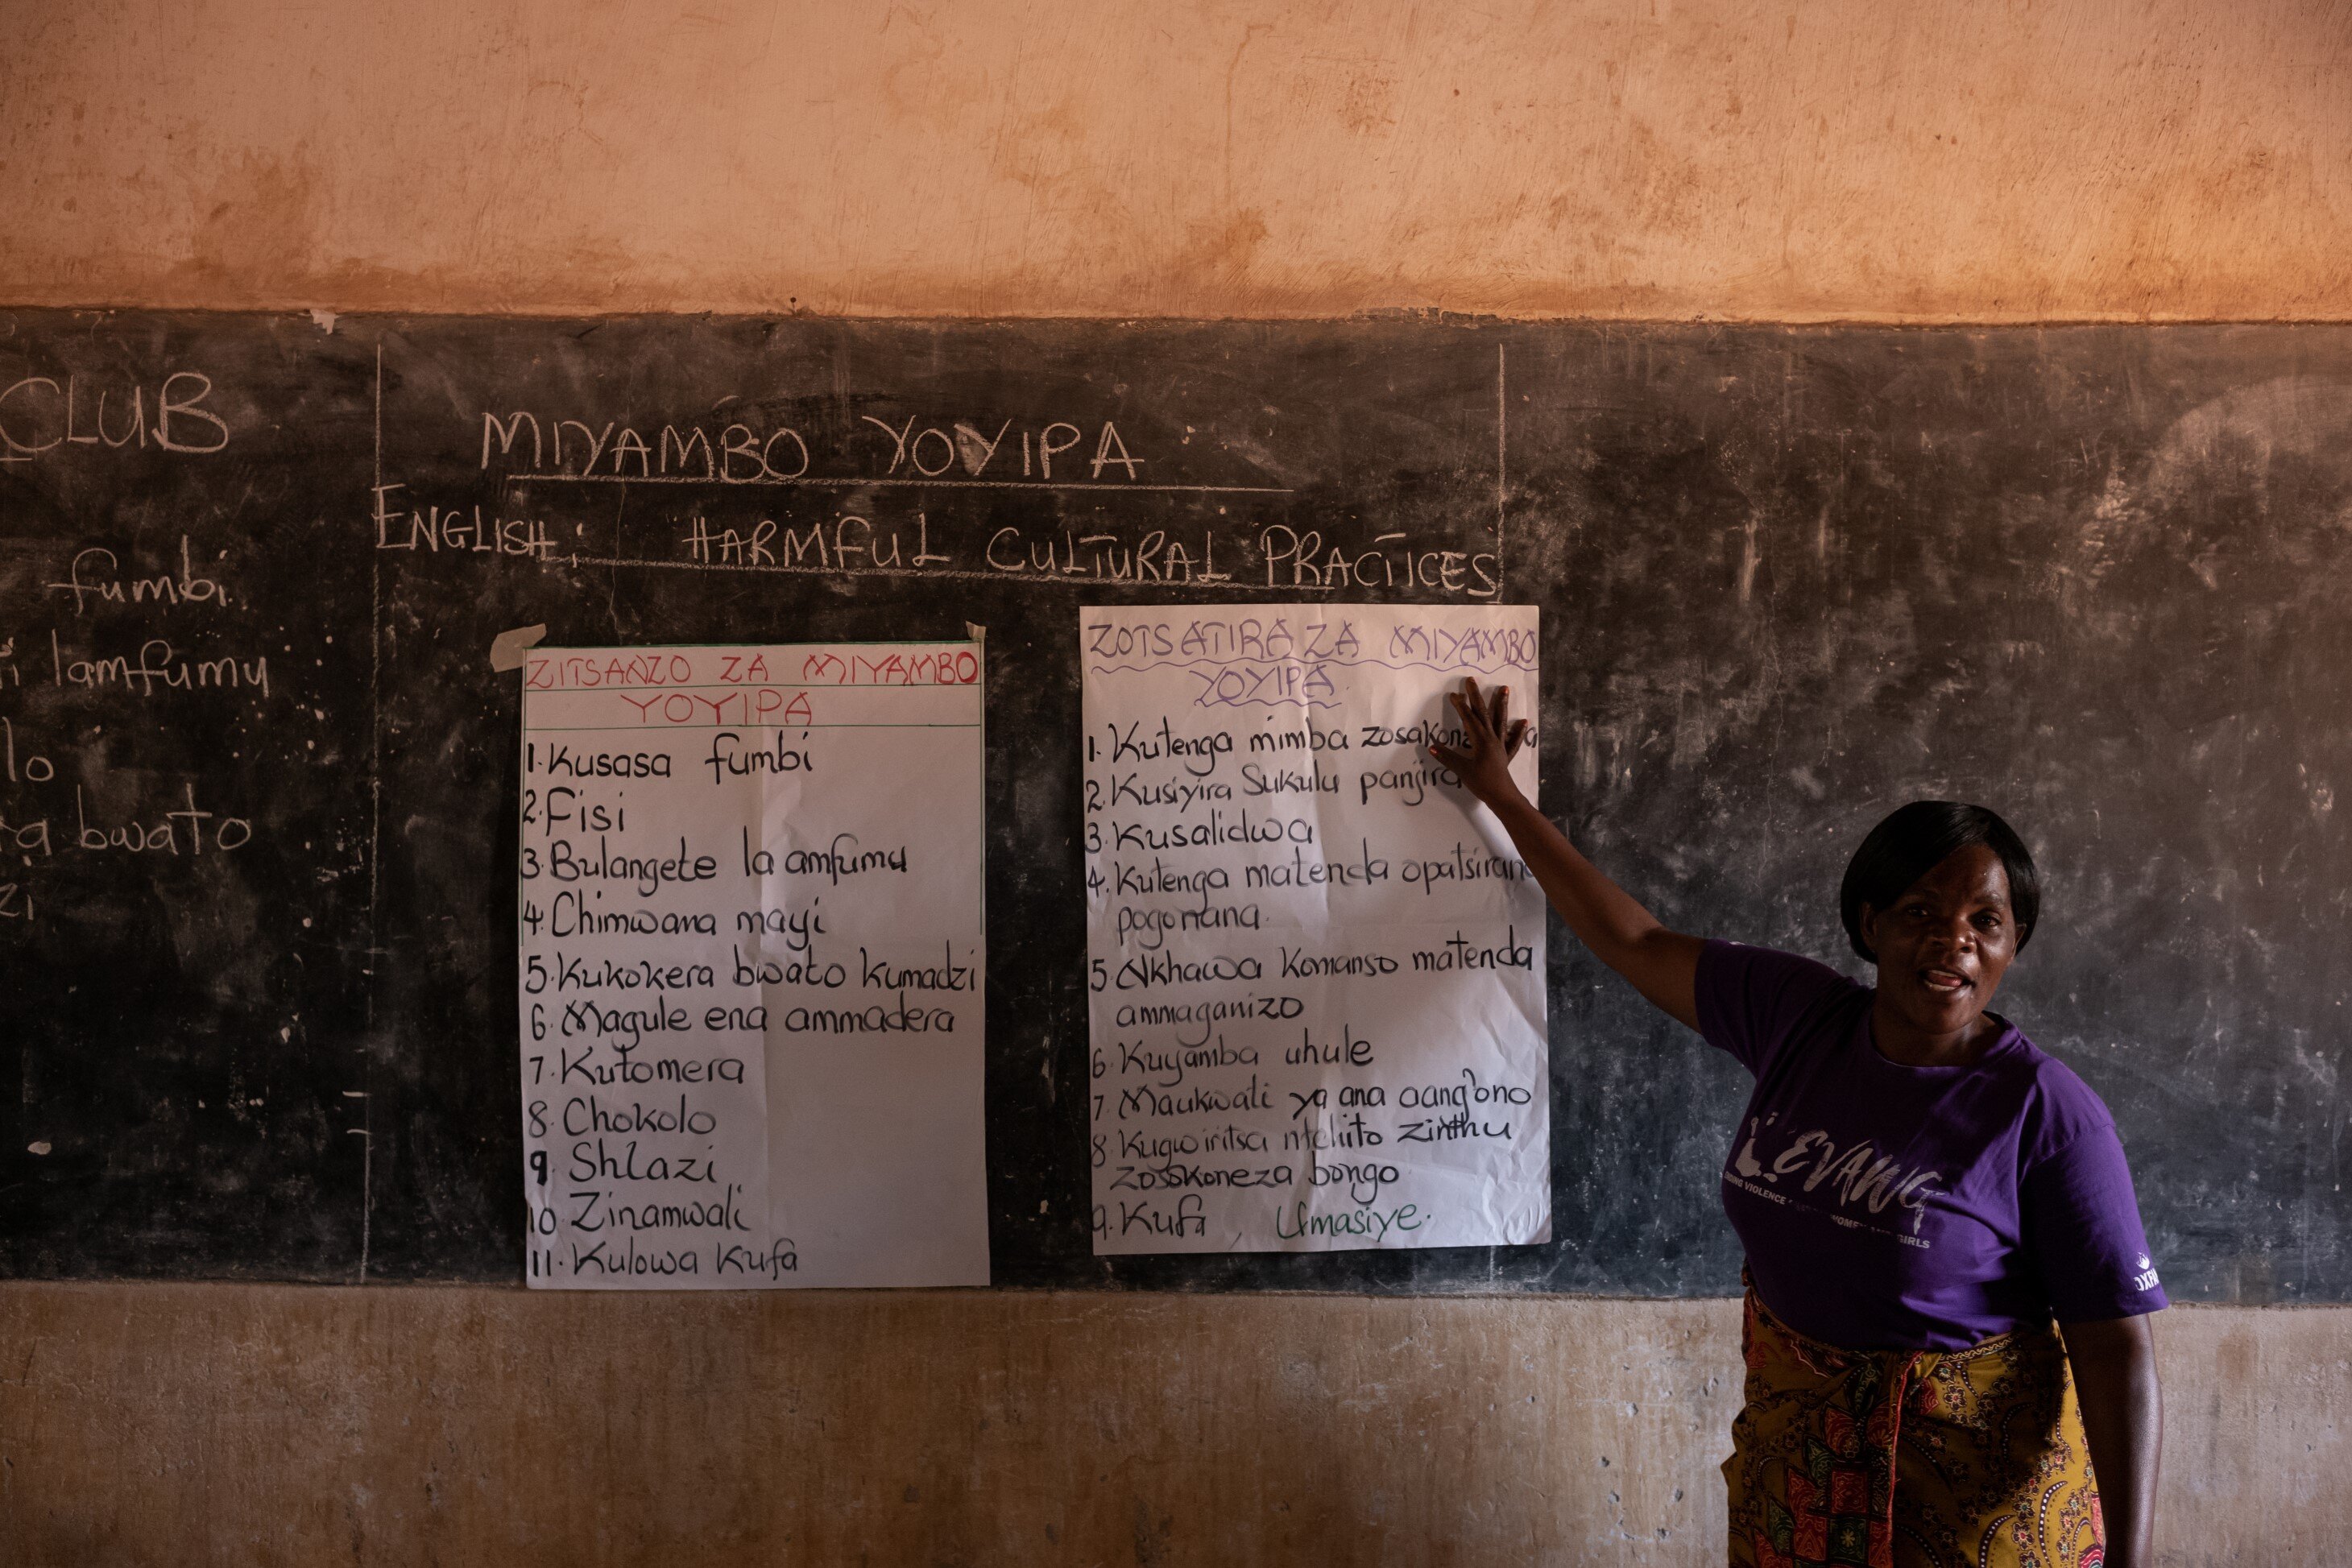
1423, 672, 1704, 1030
1429, 676, 1530, 811
2062, 1314, 2163, 1568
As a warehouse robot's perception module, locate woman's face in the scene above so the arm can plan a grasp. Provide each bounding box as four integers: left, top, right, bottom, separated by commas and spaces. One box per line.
1861, 844, 2022, 1038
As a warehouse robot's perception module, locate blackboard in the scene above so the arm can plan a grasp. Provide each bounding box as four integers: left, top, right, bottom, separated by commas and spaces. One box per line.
2, 313, 2346, 1300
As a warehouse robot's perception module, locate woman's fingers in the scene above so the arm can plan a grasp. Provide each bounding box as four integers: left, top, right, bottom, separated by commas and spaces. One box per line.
1459, 678, 1497, 738
1449, 689, 1489, 743
1436, 679, 1530, 796
1438, 684, 1481, 776
1445, 693, 1472, 745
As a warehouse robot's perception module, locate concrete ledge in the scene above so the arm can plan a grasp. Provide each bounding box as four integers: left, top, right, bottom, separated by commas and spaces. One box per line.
0, 1285, 2339, 1565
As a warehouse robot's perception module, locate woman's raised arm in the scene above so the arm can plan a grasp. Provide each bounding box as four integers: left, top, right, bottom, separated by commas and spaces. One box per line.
1429, 676, 1704, 1032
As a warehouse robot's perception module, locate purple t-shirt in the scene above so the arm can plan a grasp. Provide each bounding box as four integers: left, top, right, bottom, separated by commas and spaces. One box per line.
1697, 940, 2167, 1351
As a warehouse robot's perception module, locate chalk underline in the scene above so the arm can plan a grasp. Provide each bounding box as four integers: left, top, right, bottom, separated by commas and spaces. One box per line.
524, 722, 979, 730
1085, 655, 1535, 673
501, 474, 1294, 494
524, 682, 971, 693
556, 553, 1337, 593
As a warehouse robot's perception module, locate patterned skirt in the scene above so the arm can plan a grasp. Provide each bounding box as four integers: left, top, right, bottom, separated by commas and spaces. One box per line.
1722, 1288, 2105, 1568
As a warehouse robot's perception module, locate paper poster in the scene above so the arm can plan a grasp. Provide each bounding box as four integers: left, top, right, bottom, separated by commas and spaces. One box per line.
516, 641, 988, 1288
1083, 605, 1549, 1253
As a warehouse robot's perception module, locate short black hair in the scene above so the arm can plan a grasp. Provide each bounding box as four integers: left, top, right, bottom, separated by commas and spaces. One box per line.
1839, 801, 2039, 963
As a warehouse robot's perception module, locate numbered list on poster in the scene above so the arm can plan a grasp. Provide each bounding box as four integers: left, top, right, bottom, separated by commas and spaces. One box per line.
1083, 605, 1549, 1253
519, 642, 989, 1289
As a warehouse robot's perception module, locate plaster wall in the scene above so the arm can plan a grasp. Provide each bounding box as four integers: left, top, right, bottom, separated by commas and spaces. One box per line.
0, 1286, 2342, 1566
2, 0, 2348, 319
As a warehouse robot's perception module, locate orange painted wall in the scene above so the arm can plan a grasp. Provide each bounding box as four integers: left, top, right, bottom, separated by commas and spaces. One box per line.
3, 0, 2348, 320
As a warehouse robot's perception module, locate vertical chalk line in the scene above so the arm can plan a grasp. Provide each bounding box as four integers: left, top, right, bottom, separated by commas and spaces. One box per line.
359, 339, 381, 1282
1496, 341, 1508, 595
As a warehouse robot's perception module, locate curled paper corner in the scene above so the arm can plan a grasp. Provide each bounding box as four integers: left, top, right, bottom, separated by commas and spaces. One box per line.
964, 623, 988, 645
488, 623, 548, 672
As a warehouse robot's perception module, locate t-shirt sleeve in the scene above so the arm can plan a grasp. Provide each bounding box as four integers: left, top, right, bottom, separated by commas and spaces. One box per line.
2021, 1116, 2170, 1323
1692, 940, 1857, 1077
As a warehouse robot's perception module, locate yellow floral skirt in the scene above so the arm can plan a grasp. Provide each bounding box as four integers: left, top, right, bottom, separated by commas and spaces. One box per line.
1723, 1288, 2105, 1568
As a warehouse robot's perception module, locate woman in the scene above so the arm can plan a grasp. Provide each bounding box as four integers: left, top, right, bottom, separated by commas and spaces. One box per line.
1430, 679, 2164, 1568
